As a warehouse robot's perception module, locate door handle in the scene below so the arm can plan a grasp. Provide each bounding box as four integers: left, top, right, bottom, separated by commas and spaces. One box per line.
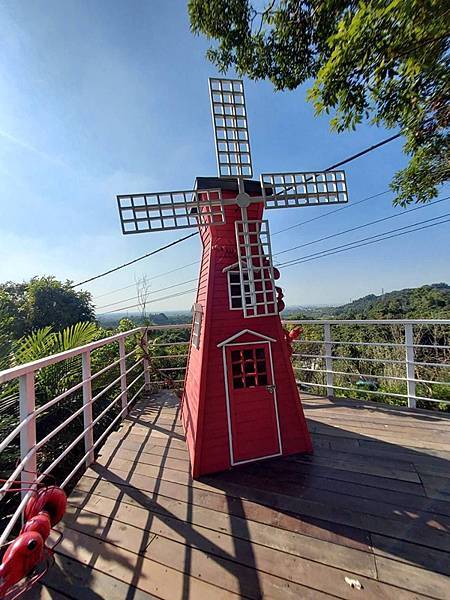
266, 385, 275, 393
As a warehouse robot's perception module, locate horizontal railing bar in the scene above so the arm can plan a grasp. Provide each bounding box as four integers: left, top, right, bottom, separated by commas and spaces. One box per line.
296, 380, 448, 403
61, 381, 146, 489
295, 367, 450, 387
413, 344, 450, 350
90, 347, 138, 380
296, 380, 407, 397
415, 378, 450, 386
35, 403, 86, 451
126, 369, 146, 391
286, 319, 450, 325
148, 354, 189, 360
293, 339, 406, 348
293, 367, 408, 382
36, 370, 145, 486
414, 360, 450, 368
0, 488, 34, 545
296, 353, 407, 365
148, 341, 190, 347
0, 325, 193, 384
90, 359, 142, 404
0, 328, 144, 384
156, 367, 187, 372
55, 370, 147, 489
0, 353, 144, 454
34, 379, 85, 417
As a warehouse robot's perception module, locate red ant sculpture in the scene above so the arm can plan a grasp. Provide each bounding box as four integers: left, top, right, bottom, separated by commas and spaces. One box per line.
0, 485, 66, 599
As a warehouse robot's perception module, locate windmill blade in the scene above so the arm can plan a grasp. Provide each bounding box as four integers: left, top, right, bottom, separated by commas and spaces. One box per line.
209, 78, 253, 178
235, 219, 278, 318
117, 188, 225, 234
261, 170, 348, 209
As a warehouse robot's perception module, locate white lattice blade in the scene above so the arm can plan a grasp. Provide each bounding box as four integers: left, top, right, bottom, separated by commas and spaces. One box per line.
235, 219, 278, 318
261, 170, 348, 209
117, 189, 225, 234
209, 77, 253, 178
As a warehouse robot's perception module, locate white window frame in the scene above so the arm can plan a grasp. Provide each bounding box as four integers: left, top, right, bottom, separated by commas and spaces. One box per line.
227, 270, 251, 311
191, 304, 203, 350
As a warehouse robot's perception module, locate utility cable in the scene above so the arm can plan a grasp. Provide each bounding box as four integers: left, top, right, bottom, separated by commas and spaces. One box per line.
93, 261, 199, 299
71, 232, 198, 288
96, 278, 198, 310
274, 195, 449, 257
99, 288, 197, 315
76, 134, 403, 290
272, 190, 390, 236
100, 214, 449, 313
93, 190, 447, 304
278, 212, 450, 268
279, 218, 450, 268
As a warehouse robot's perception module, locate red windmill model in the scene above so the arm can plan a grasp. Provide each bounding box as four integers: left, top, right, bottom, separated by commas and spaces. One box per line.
116, 78, 349, 477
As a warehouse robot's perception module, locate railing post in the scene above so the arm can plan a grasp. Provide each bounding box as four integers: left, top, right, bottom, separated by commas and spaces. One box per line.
405, 323, 416, 409
119, 337, 128, 413
323, 323, 334, 399
82, 351, 94, 466
19, 372, 37, 500
142, 329, 151, 392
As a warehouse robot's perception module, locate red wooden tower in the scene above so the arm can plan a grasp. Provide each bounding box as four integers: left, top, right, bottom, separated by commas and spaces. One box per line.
116, 78, 349, 477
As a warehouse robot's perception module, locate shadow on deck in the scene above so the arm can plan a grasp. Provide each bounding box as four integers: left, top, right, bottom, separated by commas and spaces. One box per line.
25, 391, 450, 599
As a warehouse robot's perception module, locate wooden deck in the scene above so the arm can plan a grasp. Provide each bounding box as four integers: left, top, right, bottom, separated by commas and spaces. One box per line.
26, 392, 450, 599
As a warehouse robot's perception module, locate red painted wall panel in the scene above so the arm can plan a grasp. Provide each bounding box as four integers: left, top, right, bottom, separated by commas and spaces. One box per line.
181, 187, 312, 477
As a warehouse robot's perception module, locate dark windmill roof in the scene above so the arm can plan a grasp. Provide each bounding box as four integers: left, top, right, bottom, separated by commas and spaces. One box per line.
195, 177, 267, 195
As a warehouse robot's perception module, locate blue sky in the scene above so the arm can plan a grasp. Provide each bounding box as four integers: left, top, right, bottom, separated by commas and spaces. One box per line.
1, 0, 448, 312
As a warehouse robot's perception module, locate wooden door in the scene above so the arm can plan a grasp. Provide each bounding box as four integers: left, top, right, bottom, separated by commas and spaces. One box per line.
225, 343, 281, 464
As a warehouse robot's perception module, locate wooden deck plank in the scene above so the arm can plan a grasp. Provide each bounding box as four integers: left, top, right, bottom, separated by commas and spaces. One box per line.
60, 501, 429, 600
96, 444, 450, 528
73, 475, 373, 551
35, 391, 450, 599
66, 491, 378, 576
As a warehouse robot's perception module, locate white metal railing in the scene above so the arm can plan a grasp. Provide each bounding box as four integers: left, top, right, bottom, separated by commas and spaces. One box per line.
1, 319, 448, 544
287, 319, 450, 408
0, 324, 191, 544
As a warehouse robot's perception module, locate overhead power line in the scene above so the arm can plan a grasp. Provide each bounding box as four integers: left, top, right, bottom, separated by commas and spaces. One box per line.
93, 188, 390, 301
96, 278, 198, 310
99, 288, 197, 315
93, 188, 447, 306
102, 214, 449, 314
274, 195, 449, 257
279, 218, 450, 268
76, 134, 402, 291
324, 133, 401, 171
278, 211, 450, 268
93, 261, 199, 300
71, 232, 198, 288
272, 190, 390, 236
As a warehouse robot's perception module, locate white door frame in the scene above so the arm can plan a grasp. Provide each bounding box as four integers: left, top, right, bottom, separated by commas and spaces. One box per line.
222, 340, 283, 466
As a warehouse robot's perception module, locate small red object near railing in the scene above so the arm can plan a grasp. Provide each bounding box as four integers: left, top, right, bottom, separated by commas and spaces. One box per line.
0, 485, 66, 599
284, 326, 303, 356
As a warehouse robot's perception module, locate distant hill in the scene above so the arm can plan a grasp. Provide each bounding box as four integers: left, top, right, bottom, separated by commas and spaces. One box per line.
97, 311, 191, 328
286, 283, 450, 320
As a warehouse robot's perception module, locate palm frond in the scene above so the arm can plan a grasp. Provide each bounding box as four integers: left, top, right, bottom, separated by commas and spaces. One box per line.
54, 321, 98, 352
12, 326, 55, 366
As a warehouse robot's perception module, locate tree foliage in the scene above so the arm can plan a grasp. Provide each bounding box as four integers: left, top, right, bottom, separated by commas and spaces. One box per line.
189, 0, 449, 205
0, 276, 95, 344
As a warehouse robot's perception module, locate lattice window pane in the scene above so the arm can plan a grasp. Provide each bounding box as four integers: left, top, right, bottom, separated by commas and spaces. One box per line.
117, 189, 225, 234
231, 347, 268, 389
235, 219, 277, 318
191, 303, 203, 350
261, 171, 348, 209
209, 78, 253, 178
